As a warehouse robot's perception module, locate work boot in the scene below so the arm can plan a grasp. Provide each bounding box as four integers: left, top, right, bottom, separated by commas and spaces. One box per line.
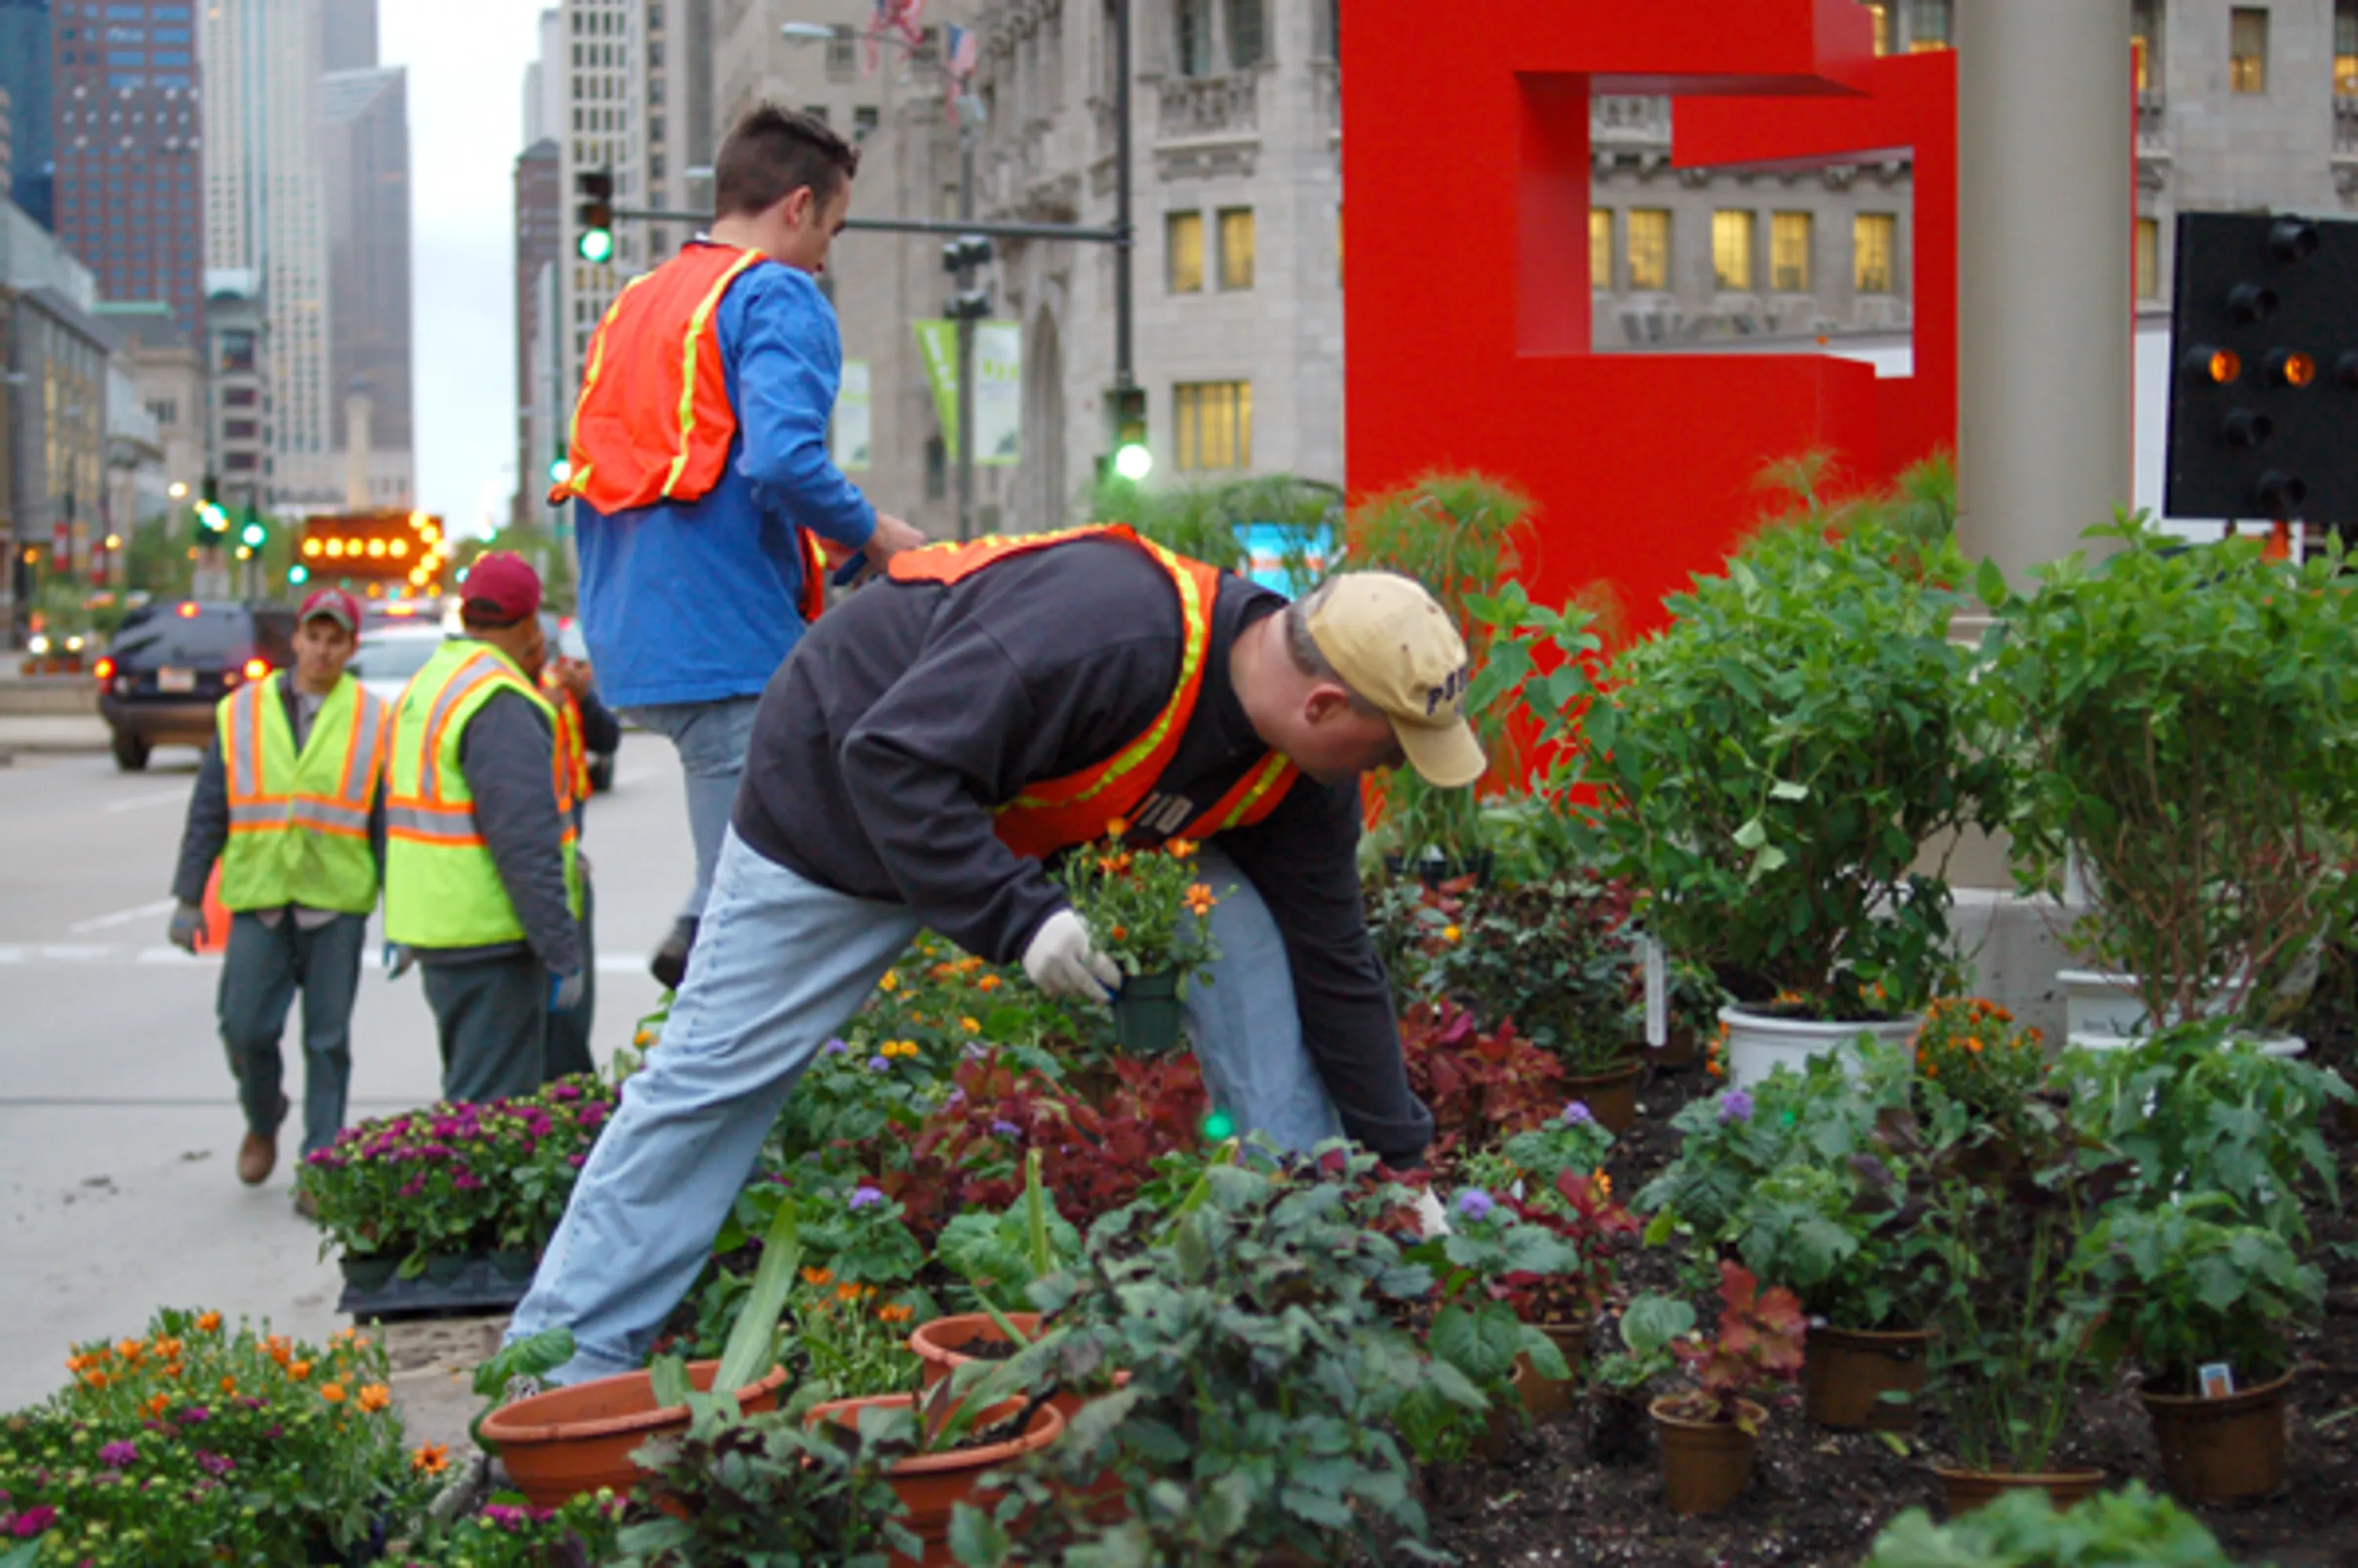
649, 916, 697, 991
236, 1093, 288, 1187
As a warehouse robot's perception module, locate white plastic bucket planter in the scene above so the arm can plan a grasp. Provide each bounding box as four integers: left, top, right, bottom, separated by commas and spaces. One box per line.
2056, 968, 2304, 1057
1719, 1007, 1923, 1092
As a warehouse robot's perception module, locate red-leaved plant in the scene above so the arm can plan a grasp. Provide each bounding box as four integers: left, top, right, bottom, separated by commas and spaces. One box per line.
880, 1048, 1207, 1239
1400, 1000, 1567, 1159
1493, 1169, 1641, 1328
1662, 1260, 1808, 1432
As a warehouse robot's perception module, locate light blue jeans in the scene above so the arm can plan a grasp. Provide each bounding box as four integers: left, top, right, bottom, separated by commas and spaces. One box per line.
619, 696, 762, 923
507, 830, 1341, 1383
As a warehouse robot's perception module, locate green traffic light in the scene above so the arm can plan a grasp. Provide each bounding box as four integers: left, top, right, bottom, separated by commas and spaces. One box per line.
577, 229, 615, 264
1113, 442, 1153, 482
1201, 1109, 1235, 1141
287, 564, 310, 586
240, 521, 267, 548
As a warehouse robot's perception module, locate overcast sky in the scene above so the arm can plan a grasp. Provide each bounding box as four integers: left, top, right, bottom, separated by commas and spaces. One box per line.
382, 1, 542, 536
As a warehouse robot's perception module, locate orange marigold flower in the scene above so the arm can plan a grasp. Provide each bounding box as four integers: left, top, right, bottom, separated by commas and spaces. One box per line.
960, 1017, 982, 1034
321, 1383, 347, 1404
1184, 883, 1215, 917
196, 1312, 222, 1333
117, 1338, 141, 1361
358, 1384, 392, 1413
1106, 817, 1129, 839
977, 975, 1001, 992
836, 1283, 862, 1303
1966, 1037, 1984, 1054
289, 1361, 312, 1381
1706, 1061, 1726, 1078
878, 971, 900, 993
83, 1371, 108, 1390
1111, 926, 1128, 942
876, 1302, 915, 1325
413, 1442, 451, 1475
803, 1266, 835, 1287
146, 1394, 170, 1417
1167, 838, 1198, 860
163, 1363, 183, 1380
1442, 924, 1462, 942
220, 1376, 237, 1395
1594, 1170, 1614, 1197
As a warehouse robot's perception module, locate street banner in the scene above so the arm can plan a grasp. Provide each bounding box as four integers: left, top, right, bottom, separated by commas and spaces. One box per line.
913, 319, 1023, 465
834, 359, 872, 471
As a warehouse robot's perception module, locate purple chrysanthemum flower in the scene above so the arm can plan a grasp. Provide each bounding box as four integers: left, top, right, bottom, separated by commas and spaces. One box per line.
848, 1184, 885, 1210
1718, 1089, 1755, 1124
1453, 1188, 1495, 1222
1562, 1100, 1595, 1126
869, 1055, 891, 1072
989, 1119, 1022, 1138
821, 1038, 849, 1057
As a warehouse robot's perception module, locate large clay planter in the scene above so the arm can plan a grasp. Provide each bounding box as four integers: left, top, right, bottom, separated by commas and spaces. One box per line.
478, 1360, 792, 1507
1934, 1464, 2106, 1516
808, 1392, 1066, 1568
1649, 1397, 1764, 1516
1721, 1007, 1922, 1091
912, 1313, 1041, 1393
1513, 1323, 1589, 1423
1560, 1061, 1642, 1134
1803, 1324, 1932, 1432
2139, 1371, 2292, 1504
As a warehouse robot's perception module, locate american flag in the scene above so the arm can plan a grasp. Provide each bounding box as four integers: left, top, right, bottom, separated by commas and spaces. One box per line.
943, 24, 981, 105
865, 0, 928, 73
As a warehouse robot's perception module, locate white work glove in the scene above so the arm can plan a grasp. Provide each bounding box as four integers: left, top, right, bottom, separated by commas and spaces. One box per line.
1415, 1188, 1453, 1239
1022, 909, 1122, 1003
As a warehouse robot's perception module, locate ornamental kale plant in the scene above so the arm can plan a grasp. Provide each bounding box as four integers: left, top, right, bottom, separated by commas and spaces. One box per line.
952, 1150, 1467, 1566
295, 1075, 615, 1269
0, 1309, 424, 1566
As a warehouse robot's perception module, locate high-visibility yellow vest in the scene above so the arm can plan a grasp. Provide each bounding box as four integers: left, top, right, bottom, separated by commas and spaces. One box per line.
216, 671, 385, 916
384, 640, 581, 950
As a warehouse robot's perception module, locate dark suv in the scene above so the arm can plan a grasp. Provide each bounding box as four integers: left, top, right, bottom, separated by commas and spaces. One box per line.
97, 600, 296, 771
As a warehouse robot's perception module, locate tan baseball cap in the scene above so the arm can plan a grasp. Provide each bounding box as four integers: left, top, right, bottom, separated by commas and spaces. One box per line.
1305, 573, 1486, 788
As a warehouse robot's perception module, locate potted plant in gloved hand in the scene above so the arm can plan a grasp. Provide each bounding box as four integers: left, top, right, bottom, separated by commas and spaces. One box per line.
1050, 824, 1222, 1056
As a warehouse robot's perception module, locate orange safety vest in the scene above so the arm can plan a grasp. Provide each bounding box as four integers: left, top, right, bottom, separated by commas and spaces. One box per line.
548, 242, 829, 623
545, 677, 593, 804
887, 525, 1299, 860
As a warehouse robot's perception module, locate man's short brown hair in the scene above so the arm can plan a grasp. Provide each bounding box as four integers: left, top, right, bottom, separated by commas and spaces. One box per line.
714, 105, 860, 219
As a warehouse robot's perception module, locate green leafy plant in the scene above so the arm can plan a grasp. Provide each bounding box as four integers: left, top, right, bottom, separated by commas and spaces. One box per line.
2079, 1197, 2325, 1394
2059, 1021, 2352, 1241
937, 1149, 1082, 1313
1092, 472, 1342, 597
1478, 460, 2007, 1017
951, 1150, 1464, 1566
1863, 1481, 2241, 1567
1424, 875, 1642, 1074
1728, 1153, 1941, 1332
1053, 832, 1221, 982
1984, 516, 2358, 1031
1397, 1187, 1579, 1457
1593, 1294, 1699, 1395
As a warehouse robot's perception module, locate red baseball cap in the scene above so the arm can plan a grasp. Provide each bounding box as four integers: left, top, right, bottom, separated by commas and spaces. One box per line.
298, 587, 362, 632
461, 551, 543, 626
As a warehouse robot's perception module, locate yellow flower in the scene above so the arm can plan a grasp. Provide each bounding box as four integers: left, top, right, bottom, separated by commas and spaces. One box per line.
1442, 925, 1462, 943
357, 1384, 392, 1413
878, 971, 900, 993
960, 1017, 982, 1034
1594, 1170, 1614, 1197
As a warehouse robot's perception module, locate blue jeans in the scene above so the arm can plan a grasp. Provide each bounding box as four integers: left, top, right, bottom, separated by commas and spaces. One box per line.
620, 696, 762, 923
217, 911, 365, 1156
507, 832, 1341, 1383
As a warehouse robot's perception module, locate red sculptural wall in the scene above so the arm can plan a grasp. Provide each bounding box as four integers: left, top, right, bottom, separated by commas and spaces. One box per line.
1340, 0, 1958, 632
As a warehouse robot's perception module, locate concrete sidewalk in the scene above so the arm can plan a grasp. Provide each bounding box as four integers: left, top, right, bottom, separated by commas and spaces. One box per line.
0, 715, 112, 756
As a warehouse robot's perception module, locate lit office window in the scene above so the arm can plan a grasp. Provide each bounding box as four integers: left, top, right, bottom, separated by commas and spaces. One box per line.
1713, 210, 1755, 291
1772, 211, 1813, 292
1167, 211, 1203, 293
1590, 207, 1612, 288
2136, 218, 2162, 301
1864, 1, 1893, 56
1628, 208, 1670, 292
2133, 0, 2161, 93
1218, 207, 1255, 290
1175, 380, 1251, 471
2337, 0, 2358, 92
1855, 212, 1897, 294
2231, 7, 2268, 93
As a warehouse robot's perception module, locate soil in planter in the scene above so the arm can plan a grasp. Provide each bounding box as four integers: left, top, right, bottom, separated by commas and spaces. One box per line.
1372, 1051, 2358, 1566
935, 1335, 1019, 1363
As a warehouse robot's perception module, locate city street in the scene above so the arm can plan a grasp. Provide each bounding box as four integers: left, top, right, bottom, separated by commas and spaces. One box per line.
0, 733, 686, 1411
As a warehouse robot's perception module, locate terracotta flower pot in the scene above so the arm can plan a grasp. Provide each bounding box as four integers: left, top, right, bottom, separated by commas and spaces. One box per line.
1933, 1464, 2106, 1516
1803, 1324, 1931, 1431
1513, 1323, 1589, 1423
1652, 1026, 1699, 1070
1561, 1061, 1643, 1134
1649, 1396, 1764, 1515
808, 1392, 1066, 1567
2139, 1370, 2292, 1504
477, 1359, 792, 1507
911, 1313, 1041, 1393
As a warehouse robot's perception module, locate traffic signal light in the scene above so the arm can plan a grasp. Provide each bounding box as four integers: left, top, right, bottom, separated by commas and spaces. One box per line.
941, 234, 993, 274
575, 168, 615, 264
1104, 385, 1151, 482
2165, 212, 2358, 523
238, 505, 267, 549
194, 500, 230, 545
287, 563, 310, 586
944, 289, 992, 321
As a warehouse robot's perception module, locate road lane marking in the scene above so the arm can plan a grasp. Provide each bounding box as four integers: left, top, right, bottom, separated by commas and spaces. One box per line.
138, 946, 220, 965
104, 788, 191, 813
39, 944, 115, 960
70, 898, 178, 934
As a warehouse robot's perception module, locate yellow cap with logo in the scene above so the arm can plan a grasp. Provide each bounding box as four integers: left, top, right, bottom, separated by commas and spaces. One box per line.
1305, 573, 1486, 788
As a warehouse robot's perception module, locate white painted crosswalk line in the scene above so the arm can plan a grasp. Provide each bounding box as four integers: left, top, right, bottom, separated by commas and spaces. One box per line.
71, 898, 179, 934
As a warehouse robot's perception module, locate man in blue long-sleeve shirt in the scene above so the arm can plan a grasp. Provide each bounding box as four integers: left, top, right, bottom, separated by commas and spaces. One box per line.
558, 105, 924, 988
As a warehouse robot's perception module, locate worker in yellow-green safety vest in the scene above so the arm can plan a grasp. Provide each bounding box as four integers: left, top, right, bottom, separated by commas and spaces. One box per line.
382, 552, 584, 1104
167, 588, 386, 1196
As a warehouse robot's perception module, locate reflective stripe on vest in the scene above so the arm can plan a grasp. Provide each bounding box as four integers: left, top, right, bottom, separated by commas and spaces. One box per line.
215, 672, 385, 915
885, 523, 1298, 859
545, 678, 593, 802
548, 244, 830, 623
384, 641, 581, 949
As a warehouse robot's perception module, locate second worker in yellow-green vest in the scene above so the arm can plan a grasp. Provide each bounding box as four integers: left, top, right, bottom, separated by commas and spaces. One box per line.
383, 552, 586, 1103
167, 587, 385, 1189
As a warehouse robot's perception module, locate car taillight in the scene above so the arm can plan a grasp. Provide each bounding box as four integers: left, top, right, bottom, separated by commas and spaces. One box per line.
243, 658, 270, 680
93, 657, 115, 682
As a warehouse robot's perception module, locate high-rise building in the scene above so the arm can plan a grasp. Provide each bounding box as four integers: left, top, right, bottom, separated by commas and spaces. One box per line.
202, 268, 268, 512
321, 63, 413, 508
202, 0, 332, 510
0, 85, 13, 196
513, 137, 560, 527
0, 0, 53, 227
637, 0, 716, 244
556, 0, 637, 408
321, 0, 376, 74
46, 0, 205, 336
524, 6, 565, 147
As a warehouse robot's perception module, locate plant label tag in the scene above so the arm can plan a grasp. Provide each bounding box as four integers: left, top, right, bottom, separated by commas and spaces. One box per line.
2198, 1362, 2235, 1398
1642, 935, 1668, 1048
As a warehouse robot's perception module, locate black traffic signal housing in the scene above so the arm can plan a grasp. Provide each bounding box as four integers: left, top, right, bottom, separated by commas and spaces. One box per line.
941, 234, 994, 274
2165, 213, 2358, 523
1101, 384, 1151, 483
575, 168, 616, 264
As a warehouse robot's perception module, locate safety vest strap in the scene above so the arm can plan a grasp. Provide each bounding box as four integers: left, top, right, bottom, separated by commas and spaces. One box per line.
1176, 752, 1300, 841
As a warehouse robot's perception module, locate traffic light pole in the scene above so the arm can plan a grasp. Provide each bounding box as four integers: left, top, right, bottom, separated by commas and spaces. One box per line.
955, 131, 978, 542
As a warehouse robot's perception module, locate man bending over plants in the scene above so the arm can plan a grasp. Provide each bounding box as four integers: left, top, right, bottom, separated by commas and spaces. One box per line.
505, 527, 1476, 1383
